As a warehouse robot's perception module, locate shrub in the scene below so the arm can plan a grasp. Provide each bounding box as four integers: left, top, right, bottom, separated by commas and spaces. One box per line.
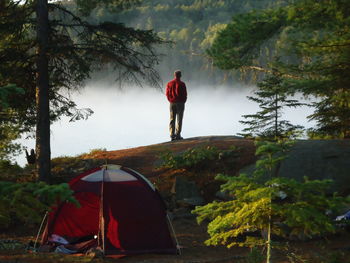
159, 145, 239, 172
0, 181, 78, 229
0, 160, 23, 180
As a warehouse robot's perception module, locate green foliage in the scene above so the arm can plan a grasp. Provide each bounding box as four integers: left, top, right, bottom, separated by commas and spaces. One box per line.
246, 247, 265, 263
239, 71, 305, 139
193, 140, 349, 258
0, 158, 39, 183
160, 146, 218, 169
0, 240, 25, 251
282, 0, 350, 138
159, 145, 239, 172
90, 0, 289, 84
208, 0, 350, 137
0, 160, 23, 179
51, 155, 104, 184
75, 0, 141, 16
0, 84, 25, 161
307, 94, 350, 139
319, 251, 346, 263
0, 84, 24, 109
88, 148, 107, 155
0, 122, 23, 161
199, 23, 227, 50
0, 0, 164, 162
0, 181, 78, 229
207, 8, 287, 70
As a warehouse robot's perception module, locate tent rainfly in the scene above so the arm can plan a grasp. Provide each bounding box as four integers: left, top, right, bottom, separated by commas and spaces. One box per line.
40, 164, 178, 255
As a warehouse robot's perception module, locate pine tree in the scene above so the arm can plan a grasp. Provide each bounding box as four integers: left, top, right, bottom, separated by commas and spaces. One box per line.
1, 0, 164, 180
207, 0, 350, 138
308, 92, 350, 139
193, 140, 349, 262
0, 85, 24, 161
0, 181, 78, 229
35, 0, 51, 182
239, 71, 304, 139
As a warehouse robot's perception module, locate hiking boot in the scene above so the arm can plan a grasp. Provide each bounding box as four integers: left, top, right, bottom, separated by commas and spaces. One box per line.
176, 135, 183, 140
171, 135, 177, 141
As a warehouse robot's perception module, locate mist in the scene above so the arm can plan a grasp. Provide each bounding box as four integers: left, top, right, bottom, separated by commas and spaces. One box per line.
16, 83, 315, 166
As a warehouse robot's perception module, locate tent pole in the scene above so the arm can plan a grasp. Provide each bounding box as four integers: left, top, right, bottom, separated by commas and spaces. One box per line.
167, 213, 181, 255
98, 166, 106, 255
101, 166, 106, 254
33, 211, 48, 251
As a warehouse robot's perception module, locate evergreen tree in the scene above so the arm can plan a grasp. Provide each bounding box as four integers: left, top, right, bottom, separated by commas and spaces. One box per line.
0, 181, 78, 229
308, 96, 350, 139
239, 71, 304, 139
207, 0, 350, 138
193, 140, 349, 262
1, 0, 163, 180
0, 85, 24, 161
88, 0, 290, 83
36, 0, 51, 182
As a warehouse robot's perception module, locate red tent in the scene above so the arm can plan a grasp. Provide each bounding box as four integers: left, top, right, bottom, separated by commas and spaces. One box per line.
41, 164, 178, 255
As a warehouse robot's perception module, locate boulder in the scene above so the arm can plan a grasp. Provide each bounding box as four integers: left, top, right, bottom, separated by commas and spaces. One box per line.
240, 140, 350, 195
280, 140, 350, 194
168, 207, 195, 220
215, 190, 233, 201
171, 176, 205, 207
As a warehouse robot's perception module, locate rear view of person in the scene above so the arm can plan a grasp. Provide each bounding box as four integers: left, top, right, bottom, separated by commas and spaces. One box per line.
166, 70, 187, 141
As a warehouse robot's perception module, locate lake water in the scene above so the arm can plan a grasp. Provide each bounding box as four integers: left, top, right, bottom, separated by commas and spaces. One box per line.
16, 83, 315, 166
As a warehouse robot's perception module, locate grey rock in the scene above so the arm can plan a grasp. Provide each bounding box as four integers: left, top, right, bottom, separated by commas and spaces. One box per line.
239, 140, 350, 194
172, 176, 205, 207
280, 140, 350, 194
169, 207, 196, 220
178, 197, 205, 207
215, 190, 233, 201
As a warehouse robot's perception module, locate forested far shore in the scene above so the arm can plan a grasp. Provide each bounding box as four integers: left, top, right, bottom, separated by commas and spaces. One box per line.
63, 0, 292, 84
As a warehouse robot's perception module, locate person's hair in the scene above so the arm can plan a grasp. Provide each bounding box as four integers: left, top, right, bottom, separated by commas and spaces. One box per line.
174, 70, 181, 78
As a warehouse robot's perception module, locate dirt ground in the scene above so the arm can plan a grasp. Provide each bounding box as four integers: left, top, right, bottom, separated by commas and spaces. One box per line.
1, 136, 350, 262
1, 217, 349, 263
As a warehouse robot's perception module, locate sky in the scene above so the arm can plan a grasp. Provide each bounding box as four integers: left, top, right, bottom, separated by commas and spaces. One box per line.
15, 82, 315, 167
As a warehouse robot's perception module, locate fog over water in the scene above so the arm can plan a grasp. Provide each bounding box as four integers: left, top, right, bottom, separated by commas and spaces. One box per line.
16, 83, 315, 166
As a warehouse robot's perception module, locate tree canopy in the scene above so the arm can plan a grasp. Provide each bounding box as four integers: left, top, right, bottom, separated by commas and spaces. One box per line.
1, 0, 290, 164
239, 71, 304, 139
87, 0, 291, 83
207, 0, 350, 138
0, 0, 164, 178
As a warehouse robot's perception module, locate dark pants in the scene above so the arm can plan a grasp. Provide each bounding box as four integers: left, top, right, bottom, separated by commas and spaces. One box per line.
169, 102, 185, 138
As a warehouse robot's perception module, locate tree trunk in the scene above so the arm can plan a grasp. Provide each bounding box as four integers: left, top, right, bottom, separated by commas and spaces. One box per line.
266, 214, 271, 263
274, 93, 278, 140
36, 0, 51, 182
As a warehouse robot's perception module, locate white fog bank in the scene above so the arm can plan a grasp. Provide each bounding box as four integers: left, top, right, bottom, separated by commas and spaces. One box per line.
16, 84, 315, 166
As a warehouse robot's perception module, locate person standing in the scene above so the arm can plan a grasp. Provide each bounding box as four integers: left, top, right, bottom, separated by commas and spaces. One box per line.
166, 70, 187, 141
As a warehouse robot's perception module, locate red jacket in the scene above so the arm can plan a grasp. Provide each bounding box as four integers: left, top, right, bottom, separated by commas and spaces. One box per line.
166, 78, 187, 103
